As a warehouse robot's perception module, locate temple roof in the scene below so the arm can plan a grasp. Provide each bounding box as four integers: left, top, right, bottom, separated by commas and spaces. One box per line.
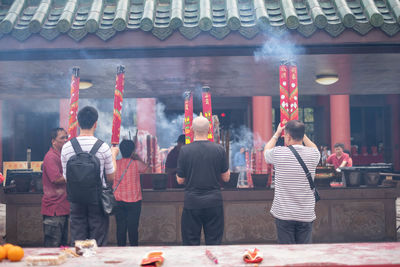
0, 0, 399, 42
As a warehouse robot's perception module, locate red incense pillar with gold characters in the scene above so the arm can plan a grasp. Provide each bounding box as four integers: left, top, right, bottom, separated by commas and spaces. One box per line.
68, 67, 80, 139
184, 91, 193, 144
279, 63, 290, 136
289, 63, 299, 120
202, 86, 214, 142
111, 65, 125, 146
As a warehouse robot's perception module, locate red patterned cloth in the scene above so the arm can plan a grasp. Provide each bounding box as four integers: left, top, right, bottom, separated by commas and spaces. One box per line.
113, 158, 147, 203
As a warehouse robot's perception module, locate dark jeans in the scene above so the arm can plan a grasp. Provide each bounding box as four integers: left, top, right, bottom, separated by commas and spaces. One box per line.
69, 202, 109, 246
275, 218, 313, 244
115, 200, 142, 246
181, 206, 224, 245
43, 215, 69, 247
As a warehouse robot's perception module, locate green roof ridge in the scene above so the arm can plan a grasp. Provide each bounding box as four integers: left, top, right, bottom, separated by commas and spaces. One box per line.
199, 0, 212, 31
170, 0, 183, 29
86, 0, 104, 33
254, 0, 269, 30
305, 0, 327, 29
333, 0, 356, 28
281, 0, 299, 29
0, 0, 26, 33
113, 0, 130, 31
360, 0, 384, 27
227, 0, 240, 30
387, 0, 400, 23
140, 0, 154, 31
57, 0, 78, 32
29, 0, 52, 33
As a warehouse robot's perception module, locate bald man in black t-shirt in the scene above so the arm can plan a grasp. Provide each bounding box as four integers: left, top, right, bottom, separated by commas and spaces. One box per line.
177, 116, 230, 245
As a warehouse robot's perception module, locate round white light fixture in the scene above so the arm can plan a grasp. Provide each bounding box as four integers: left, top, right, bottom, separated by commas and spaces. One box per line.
315, 74, 339, 85
79, 80, 93, 90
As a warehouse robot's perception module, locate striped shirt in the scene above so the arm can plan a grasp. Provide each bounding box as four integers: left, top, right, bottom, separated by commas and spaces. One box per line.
61, 136, 114, 187
264, 145, 320, 222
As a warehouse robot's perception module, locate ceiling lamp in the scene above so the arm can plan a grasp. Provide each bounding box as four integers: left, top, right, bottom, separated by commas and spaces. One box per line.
315, 74, 339, 85
79, 80, 93, 90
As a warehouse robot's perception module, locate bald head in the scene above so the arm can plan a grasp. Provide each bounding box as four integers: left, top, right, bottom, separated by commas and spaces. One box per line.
192, 116, 210, 137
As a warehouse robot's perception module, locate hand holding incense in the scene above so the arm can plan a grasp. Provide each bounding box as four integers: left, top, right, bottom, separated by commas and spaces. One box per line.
205, 249, 218, 264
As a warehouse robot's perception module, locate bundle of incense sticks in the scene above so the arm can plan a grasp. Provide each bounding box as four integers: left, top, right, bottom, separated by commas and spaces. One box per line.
205, 249, 218, 264
183, 91, 193, 144
68, 67, 80, 140
111, 65, 125, 146
202, 86, 214, 142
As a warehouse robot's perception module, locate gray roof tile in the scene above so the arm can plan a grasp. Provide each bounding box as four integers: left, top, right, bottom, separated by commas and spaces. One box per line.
0, 0, 399, 42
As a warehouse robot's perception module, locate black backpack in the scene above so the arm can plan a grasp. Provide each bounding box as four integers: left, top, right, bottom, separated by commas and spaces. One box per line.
66, 138, 103, 205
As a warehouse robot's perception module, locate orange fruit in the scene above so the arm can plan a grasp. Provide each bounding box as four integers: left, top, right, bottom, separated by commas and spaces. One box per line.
7, 245, 24, 262
0, 246, 6, 261
2, 244, 14, 258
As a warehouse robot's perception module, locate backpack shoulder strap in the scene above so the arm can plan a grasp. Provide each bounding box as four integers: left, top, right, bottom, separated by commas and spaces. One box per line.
90, 139, 104, 155
70, 138, 83, 154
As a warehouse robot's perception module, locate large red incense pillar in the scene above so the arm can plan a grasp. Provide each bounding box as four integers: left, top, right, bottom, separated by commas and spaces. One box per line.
279, 63, 290, 136
202, 86, 214, 142
387, 94, 400, 171
59, 99, 69, 130
289, 63, 299, 120
184, 91, 193, 144
68, 67, 80, 139
111, 65, 125, 146
137, 98, 156, 136
330, 95, 351, 151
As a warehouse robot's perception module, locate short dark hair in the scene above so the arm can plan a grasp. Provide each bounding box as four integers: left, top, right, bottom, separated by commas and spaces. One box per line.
50, 128, 66, 143
334, 143, 345, 149
77, 106, 98, 129
120, 140, 135, 158
285, 120, 305, 141
177, 134, 185, 144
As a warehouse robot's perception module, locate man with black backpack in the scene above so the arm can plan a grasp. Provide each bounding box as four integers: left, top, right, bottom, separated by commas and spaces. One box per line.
61, 106, 119, 246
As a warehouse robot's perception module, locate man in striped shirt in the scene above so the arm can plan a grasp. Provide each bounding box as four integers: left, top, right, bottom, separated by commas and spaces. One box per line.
61, 106, 118, 246
264, 120, 320, 244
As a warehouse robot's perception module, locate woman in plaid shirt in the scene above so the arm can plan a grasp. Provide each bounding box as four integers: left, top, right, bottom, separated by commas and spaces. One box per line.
113, 140, 149, 246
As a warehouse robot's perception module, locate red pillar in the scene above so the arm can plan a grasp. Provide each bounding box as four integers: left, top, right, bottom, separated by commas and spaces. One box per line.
252, 96, 273, 177
330, 95, 351, 151
0, 100, 2, 173
252, 96, 273, 146
387, 94, 400, 171
59, 99, 70, 130
137, 98, 156, 136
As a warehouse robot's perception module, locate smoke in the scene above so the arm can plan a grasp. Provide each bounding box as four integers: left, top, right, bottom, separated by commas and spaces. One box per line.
155, 102, 185, 148
254, 31, 305, 63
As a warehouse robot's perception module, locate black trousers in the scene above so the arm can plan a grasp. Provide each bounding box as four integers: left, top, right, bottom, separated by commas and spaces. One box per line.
181, 206, 224, 245
43, 215, 69, 247
69, 202, 109, 246
275, 218, 313, 244
115, 200, 142, 246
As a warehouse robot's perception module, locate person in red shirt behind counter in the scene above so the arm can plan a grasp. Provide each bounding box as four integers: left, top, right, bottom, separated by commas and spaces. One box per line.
327, 143, 352, 172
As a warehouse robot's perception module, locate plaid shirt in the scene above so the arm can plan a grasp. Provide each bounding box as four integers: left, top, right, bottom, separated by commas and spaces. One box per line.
113, 158, 147, 202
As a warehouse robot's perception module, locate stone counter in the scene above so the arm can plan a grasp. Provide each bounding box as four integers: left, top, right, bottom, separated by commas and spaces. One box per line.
1, 186, 399, 246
